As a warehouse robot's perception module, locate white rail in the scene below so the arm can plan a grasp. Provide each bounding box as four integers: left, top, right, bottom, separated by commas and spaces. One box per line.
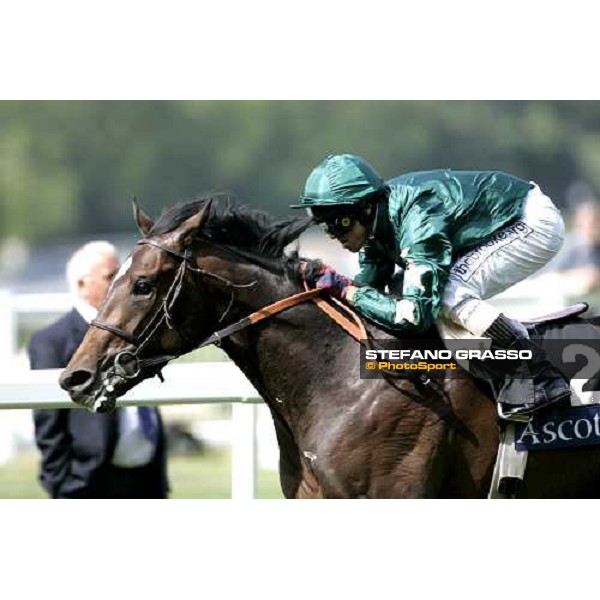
0, 290, 72, 361
0, 362, 266, 499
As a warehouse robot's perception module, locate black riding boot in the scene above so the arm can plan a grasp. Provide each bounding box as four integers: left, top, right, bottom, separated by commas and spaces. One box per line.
482, 314, 571, 420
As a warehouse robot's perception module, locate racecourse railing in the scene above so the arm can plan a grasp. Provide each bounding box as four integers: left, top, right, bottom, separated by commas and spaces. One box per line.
0, 362, 266, 499
0, 290, 73, 360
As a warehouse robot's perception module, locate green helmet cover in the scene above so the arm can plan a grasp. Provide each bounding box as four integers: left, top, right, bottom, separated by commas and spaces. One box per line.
292, 154, 385, 208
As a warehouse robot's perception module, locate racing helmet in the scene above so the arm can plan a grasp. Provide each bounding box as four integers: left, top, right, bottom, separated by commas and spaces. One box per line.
291, 153, 386, 210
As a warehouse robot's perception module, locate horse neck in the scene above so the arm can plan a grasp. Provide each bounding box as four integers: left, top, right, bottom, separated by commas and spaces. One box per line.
217, 267, 353, 428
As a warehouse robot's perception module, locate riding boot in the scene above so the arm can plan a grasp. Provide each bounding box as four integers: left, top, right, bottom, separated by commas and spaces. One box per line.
481, 314, 571, 421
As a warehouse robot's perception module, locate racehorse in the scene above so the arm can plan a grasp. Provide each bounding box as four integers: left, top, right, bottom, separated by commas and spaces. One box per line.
59, 195, 600, 498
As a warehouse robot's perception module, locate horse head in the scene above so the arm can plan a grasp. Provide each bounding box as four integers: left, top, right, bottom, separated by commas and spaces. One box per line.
59, 195, 312, 412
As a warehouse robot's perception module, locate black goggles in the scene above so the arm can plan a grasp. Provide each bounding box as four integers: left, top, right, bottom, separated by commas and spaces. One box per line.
320, 215, 357, 236
310, 209, 360, 236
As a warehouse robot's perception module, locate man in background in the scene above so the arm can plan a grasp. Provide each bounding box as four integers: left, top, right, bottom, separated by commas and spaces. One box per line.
28, 241, 169, 498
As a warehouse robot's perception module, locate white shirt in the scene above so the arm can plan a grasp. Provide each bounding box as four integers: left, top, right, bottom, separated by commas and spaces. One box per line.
74, 300, 158, 468
111, 406, 158, 468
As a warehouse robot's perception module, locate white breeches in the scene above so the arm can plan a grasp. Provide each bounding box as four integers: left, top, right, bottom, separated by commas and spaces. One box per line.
436, 184, 565, 340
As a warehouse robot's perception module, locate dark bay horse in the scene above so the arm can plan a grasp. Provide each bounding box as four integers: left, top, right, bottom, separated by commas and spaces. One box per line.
59, 196, 600, 498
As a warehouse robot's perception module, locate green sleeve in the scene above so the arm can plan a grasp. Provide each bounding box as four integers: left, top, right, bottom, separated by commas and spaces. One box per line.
352, 193, 453, 332
352, 286, 398, 330
353, 239, 395, 291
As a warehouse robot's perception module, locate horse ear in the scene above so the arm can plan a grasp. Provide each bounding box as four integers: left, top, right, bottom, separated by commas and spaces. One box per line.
132, 197, 154, 236
175, 199, 212, 248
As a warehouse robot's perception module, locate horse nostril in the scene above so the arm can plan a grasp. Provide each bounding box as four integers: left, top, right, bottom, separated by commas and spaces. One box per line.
59, 368, 95, 392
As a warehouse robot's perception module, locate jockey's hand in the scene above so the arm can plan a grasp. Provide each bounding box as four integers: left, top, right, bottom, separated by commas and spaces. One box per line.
315, 266, 353, 299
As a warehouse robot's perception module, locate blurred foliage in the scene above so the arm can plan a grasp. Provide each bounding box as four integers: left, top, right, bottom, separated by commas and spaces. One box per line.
1, 100, 600, 243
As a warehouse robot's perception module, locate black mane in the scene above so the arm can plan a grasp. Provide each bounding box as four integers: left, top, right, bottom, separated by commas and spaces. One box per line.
149, 193, 312, 259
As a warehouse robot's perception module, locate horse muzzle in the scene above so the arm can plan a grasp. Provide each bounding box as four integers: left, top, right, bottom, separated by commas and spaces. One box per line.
59, 366, 111, 412
59, 360, 132, 413
60, 348, 165, 413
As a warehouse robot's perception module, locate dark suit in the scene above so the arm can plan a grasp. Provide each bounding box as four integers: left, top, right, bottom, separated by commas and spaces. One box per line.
28, 309, 169, 499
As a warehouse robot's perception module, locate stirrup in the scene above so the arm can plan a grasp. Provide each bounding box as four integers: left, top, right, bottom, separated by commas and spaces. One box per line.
497, 389, 571, 423
497, 404, 532, 423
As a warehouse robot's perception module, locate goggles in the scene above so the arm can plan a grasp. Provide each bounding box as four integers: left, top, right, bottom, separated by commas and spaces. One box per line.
320, 215, 357, 237
307, 207, 359, 237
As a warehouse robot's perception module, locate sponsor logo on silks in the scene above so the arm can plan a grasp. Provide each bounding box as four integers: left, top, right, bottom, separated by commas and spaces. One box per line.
451, 221, 534, 283
514, 405, 600, 452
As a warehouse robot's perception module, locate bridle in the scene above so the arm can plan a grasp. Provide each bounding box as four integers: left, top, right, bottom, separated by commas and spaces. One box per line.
91, 238, 258, 385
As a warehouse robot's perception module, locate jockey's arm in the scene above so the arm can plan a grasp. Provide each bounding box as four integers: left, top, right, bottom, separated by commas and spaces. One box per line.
353, 239, 395, 290
349, 196, 453, 333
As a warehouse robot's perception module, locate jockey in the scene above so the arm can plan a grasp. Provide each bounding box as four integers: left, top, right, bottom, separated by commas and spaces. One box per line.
292, 153, 571, 420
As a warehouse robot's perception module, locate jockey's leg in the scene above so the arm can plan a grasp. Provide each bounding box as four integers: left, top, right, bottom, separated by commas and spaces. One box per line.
437, 184, 570, 419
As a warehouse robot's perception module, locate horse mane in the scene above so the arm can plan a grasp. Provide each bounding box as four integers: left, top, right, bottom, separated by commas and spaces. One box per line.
149, 193, 313, 260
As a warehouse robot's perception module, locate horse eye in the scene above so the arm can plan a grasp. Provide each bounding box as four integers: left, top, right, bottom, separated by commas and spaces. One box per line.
133, 280, 154, 296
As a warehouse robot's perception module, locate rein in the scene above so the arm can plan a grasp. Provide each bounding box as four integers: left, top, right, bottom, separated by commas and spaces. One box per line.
90, 239, 366, 388
302, 280, 367, 342
87, 236, 436, 417
87, 236, 435, 416
197, 287, 329, 348
91, 236, 436, 405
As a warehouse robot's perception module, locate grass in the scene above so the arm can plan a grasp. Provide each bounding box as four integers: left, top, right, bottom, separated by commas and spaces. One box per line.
0, 449, 284, 499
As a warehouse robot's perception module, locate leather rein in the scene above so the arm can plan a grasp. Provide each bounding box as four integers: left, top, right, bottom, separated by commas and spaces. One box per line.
90, 239, 368, 383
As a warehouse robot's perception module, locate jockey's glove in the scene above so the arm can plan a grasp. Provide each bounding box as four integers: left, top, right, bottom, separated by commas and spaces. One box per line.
314, 266, 353, 299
